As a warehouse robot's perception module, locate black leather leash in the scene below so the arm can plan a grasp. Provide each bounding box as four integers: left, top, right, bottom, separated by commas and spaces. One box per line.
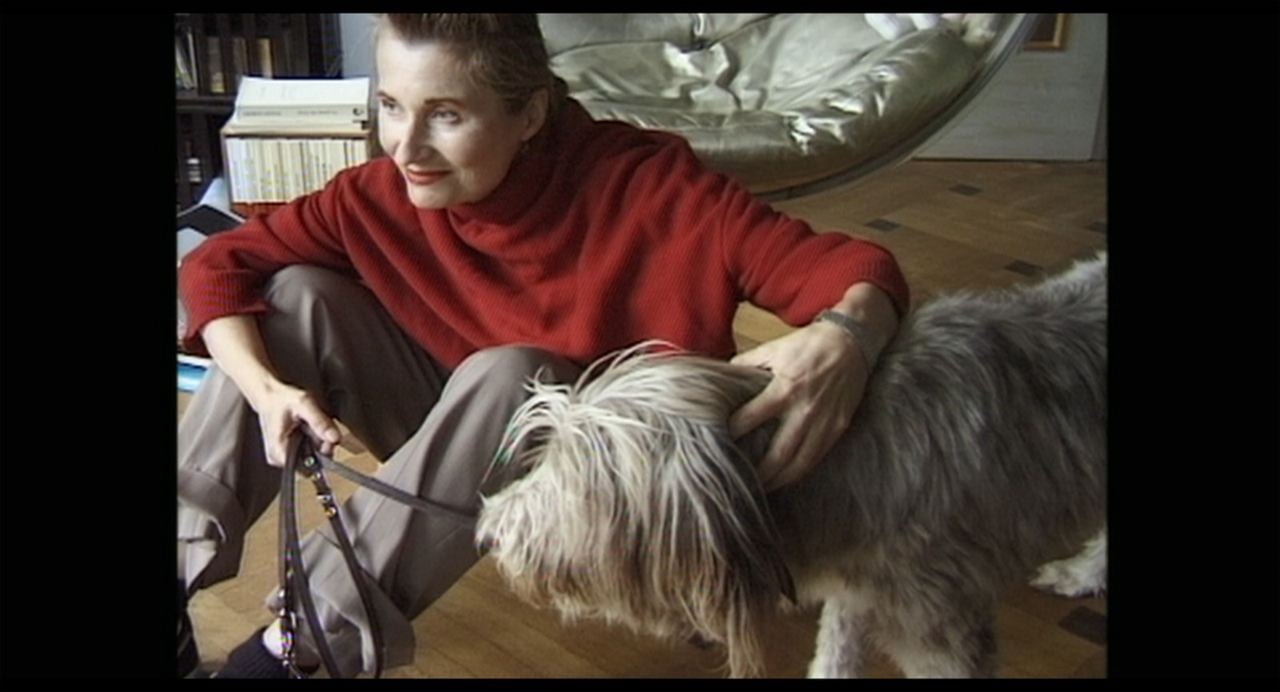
278, 436, 477, 678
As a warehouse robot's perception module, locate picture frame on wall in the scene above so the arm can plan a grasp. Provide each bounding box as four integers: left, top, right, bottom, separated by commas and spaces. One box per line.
1025, 13, 1068, 51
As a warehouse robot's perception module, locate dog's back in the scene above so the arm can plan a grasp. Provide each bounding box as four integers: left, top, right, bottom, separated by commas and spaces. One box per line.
769, 255, 1107, 591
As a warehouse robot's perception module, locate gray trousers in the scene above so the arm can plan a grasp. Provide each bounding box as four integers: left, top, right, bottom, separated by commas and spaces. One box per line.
177, 265, 581, 675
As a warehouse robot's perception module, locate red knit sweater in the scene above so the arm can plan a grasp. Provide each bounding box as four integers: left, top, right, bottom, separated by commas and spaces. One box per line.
179, 100, 909, 369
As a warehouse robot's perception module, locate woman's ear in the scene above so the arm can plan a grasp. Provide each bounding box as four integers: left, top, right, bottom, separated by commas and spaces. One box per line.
520, 88, 550, 142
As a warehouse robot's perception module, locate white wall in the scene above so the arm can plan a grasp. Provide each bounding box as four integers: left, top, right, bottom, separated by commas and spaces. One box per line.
340, 13, 377, 79
917, 13, 1108, 161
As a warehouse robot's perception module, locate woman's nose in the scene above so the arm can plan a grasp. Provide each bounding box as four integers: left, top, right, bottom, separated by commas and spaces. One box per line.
394, 118, 433, 164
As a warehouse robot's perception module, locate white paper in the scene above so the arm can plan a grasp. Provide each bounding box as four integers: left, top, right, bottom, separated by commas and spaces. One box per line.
235, 76, 370, 107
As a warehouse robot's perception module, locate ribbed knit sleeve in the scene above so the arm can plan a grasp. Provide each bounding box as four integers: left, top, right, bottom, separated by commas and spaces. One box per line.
637, 141, 910, 325
177, 175, 355, 355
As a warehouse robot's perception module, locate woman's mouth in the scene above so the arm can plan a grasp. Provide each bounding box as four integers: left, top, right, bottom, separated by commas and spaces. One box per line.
405, 168, 450, 186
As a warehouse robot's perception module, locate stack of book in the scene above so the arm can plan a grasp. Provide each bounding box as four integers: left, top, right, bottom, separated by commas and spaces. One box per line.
222, 77, 373, 212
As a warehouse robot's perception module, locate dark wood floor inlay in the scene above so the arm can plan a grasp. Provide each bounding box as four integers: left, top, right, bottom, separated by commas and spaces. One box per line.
949, 183, 983, 196
1086, 220, 1107, 234
1005, 260, 1044, 277
865, 218, 901, 232
1075, 247, 1106, 262
1058, 606, 1107, 646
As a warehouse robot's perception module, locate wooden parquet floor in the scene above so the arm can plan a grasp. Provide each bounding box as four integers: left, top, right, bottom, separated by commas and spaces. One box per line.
179, 158, 1108, 678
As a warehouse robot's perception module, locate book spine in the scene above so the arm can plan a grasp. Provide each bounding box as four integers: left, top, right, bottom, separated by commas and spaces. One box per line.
268, 140, 283, 202
231, 37, 248, 91
299, 140, 312, 196
241, 138, 254, 203
278, 139, 290, 201
284, 139, 298, 201
238, 138, 250, 202
206, 37, 225, 94
227, 138, 242, 203
227, 138, 239, 203
252, 139, 266, 203
314, 139, 327, 191
257, 37, 273, 79
234, 138, 247, 203
235, 105, 368, 123
304, 141, 316, 196
259, 139, 273, 202
248, 139, 262, 202
185, 22, 199, 91
329, 140, 345, 179
292, 139, 306, 200
175, 30, 196, 90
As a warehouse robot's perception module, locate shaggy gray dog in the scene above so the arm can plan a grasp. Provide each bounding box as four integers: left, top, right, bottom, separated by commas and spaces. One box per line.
477, 255, 1107, 678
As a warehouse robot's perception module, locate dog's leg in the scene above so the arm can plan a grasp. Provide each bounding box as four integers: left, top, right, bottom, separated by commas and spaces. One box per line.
878, 573, 998, 680
1031, 527, 1107, 597
807, 591, 874, 678
882, 612, 997, 678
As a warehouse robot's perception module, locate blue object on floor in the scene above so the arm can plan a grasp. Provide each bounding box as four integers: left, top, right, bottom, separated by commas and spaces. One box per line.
178, 361, 208, 393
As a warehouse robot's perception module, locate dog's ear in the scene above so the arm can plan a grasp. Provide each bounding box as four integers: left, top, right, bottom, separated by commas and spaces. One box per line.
652, 425, 795, 677
590, 355, 789, 677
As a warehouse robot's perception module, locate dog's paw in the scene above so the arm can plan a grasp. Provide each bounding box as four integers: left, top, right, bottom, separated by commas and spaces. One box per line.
1030, 559, 1106, 598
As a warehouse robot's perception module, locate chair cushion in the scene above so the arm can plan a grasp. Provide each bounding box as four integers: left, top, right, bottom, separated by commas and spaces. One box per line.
543, 13, 989, 193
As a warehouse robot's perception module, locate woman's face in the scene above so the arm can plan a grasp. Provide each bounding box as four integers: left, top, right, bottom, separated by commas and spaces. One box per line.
375, 33, 543, 209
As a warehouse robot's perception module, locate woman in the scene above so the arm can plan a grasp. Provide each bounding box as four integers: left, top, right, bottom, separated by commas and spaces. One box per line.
178, 14, 908, 678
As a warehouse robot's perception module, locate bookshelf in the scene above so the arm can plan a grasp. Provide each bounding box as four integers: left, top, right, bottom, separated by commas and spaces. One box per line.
175, 13, 342, 210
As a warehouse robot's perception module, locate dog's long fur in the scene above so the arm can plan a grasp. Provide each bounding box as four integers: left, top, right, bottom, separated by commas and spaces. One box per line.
477, 255, 1107, 677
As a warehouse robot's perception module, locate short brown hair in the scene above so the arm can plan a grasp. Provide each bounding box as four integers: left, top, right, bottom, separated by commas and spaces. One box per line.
377, 13, 568, 120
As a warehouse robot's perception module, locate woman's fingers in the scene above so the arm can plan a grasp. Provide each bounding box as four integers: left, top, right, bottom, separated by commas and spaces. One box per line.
730, 320, 873, 491
259, 390, 341, 467
261, 410, 294, 468
763, 416, 839, 491
294, 396, 342, 455
729, 372, 790, 439
754, 411, 805, 489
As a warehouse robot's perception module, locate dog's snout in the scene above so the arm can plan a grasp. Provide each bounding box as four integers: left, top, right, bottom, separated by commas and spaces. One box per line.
478, 536, 498, 552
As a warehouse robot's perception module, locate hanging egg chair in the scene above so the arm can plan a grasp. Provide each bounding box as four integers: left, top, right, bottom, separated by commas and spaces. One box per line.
540, 13, 1039, 200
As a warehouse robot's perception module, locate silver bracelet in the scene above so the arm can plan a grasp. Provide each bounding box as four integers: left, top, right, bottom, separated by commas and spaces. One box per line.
814, 309, 882, 367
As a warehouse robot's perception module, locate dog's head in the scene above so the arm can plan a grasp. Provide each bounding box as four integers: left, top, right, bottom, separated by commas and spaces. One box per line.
477, 344, 793, 677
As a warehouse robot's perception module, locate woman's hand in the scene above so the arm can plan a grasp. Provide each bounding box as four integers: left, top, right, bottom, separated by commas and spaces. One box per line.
201, 314, 341, 468
729, 282, 900, 491
729, 322, 870, 491
252, 381, 342, 468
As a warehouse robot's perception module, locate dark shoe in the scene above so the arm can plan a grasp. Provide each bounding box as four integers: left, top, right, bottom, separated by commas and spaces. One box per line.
178, 581, 200, 677
215, 627, 318, 679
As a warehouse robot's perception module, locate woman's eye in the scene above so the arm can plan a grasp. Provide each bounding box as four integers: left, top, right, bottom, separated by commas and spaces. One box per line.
431, 110, 461, 123
379, 99, 400, 113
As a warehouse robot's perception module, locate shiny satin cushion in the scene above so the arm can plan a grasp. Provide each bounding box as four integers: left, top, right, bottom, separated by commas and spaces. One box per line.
538, 13, 776, 54
543, 13, 994, 193
539, 13, 698, 54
